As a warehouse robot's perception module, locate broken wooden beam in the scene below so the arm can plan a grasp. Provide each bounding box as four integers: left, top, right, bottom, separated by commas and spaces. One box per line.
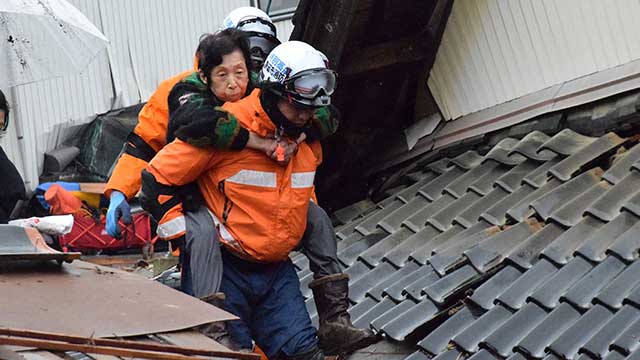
0, 328, 260, 360
340, 36, 432, 75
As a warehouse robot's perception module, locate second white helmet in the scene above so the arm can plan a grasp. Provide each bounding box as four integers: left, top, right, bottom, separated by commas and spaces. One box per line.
223, 7, 280, 71
260, 41, 337, 108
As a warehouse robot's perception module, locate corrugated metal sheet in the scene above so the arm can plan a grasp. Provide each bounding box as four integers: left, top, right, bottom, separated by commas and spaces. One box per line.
1, 0, 251, 190
274, 17, 295, 42
429, 0, 640, 122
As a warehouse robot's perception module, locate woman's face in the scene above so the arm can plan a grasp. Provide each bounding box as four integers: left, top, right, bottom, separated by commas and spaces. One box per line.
0, 110, 5, 130
208, 49, 249, 102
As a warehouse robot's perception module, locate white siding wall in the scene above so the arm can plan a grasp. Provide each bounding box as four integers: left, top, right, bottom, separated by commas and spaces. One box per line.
429, 0, 640, 121
274, 18, 295, 43
1, 0, 264, 190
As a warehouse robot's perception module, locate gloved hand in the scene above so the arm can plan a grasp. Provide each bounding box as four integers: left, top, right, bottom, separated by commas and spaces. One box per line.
106, 190, 132, 238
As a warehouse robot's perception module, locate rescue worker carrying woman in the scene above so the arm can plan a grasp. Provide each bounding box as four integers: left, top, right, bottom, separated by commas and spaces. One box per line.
109, 6, 378, 357
142, 41, 351, 360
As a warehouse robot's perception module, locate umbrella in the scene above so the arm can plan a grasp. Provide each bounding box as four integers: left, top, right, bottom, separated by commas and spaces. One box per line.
0, 0, 109, 88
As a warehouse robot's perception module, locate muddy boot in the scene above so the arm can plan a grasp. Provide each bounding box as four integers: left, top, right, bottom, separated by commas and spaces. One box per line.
309, 274, 380, 356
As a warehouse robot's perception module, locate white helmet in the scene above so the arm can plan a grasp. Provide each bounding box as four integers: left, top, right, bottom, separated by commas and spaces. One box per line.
260, 41, 337, 108
223, 7, 280, 71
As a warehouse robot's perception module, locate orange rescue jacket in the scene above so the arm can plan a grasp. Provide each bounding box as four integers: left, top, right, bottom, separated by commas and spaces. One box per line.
147, 89, 322, 262
105, 70, 193, 199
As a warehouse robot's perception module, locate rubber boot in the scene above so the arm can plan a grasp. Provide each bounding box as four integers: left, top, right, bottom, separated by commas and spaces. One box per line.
309, 274, 380, 356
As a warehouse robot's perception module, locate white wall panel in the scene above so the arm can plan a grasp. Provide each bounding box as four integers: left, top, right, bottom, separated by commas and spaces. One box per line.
274, 18, 294, 42
429, 0, 640, 121
1, 0, 250, 191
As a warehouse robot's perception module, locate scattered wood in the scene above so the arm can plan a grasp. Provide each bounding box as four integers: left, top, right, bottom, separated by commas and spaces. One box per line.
0, 328, 260, 360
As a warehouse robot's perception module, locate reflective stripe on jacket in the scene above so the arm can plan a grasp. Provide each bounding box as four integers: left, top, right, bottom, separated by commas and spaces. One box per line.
148, 89, 322, 262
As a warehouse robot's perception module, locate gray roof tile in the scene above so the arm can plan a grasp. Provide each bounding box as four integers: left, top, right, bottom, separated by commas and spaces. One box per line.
404, 194, 458, 233
602, 143, 640, 185
381, 299, 440, 341
424, 265, 482, 305
383, 225, 443, 268
480, 302, 548, 358
514, 303, 581, 359
451, 305, 513, 353
338, 230, 365, 252
409, 224, 468, 266
432, 349, 464, 360
509, 131, 555, 161
496, 259, 560, 311
428, 192, 483, 232
403, 269, 442, 302
506, 222, 567, 271
595, 260, 640, 310
607, 221, 640, 262
359, 227, 416, 267
396, 172, 440, 203
428, 158, 455, 174
417, 305, 480, 355
333, 198, 378, 225
575, 212, 639, 263
419, 167, 467, 201
622, 190, 640, 218
507, 177, 563, 223
348, 296, 378, 320
465, 219, 543, 273
469, 349, 502, 360
621, 280, 640, 308
355, 201, 403, 235
561, 256, 627, 311
382, 265, 436, 302
370, 299, 417, 332
527, 256, 594, 311
523, 158, 562, 188
352, 296, 397, 329
445, 161, 501, 199
540, 216, 606, 266
378, 196, 430, 233
457, 187, 511, 227
349, 261, 398, 303
339, 230, 390, 267
430, 225, 500, 276
530, 168, 604, 221
480, 185, 536, 226
548, 181, 611, 227
585, 171, 640, 221
344, 260, 373, 283
546, 305, 614, 360
367, 262, 421, 301
603, 351, 627, 360
536, 129, 597, 157
485, 138, 527, 166
507, 352, 530, 360
580, 305, 640, 360
495, 160, 540, 193
469, 266, 524, 311
450, 151, 485, 170
608, 316, 640, 355
547, 132, 625, 181
405, 350, 432, 360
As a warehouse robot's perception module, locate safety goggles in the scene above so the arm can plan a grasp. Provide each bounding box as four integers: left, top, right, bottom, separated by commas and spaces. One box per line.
247, 32, 280, 66
284, 69, 337, 100
236, 17, 277, 38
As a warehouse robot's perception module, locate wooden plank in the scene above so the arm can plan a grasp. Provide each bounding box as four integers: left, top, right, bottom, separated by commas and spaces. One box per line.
0, 329, 257, 360
18, 351, 64, 360
0, 345, 27, 360
341, 37, 431, 75
0, 336, 259, 360
155, 330, 229, 353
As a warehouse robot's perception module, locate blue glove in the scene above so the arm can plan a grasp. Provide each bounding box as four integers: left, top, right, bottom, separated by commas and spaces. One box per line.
106, 191, 132, 238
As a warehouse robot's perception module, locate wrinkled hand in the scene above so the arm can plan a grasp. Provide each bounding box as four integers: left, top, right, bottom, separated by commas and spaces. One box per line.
106, 191, 132, 238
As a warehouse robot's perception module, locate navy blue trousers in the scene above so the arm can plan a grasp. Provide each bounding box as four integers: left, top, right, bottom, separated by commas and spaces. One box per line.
220, 249, 318, 358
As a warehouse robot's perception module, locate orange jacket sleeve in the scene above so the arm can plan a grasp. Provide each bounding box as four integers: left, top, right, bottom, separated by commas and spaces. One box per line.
105, 70, 193, 199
